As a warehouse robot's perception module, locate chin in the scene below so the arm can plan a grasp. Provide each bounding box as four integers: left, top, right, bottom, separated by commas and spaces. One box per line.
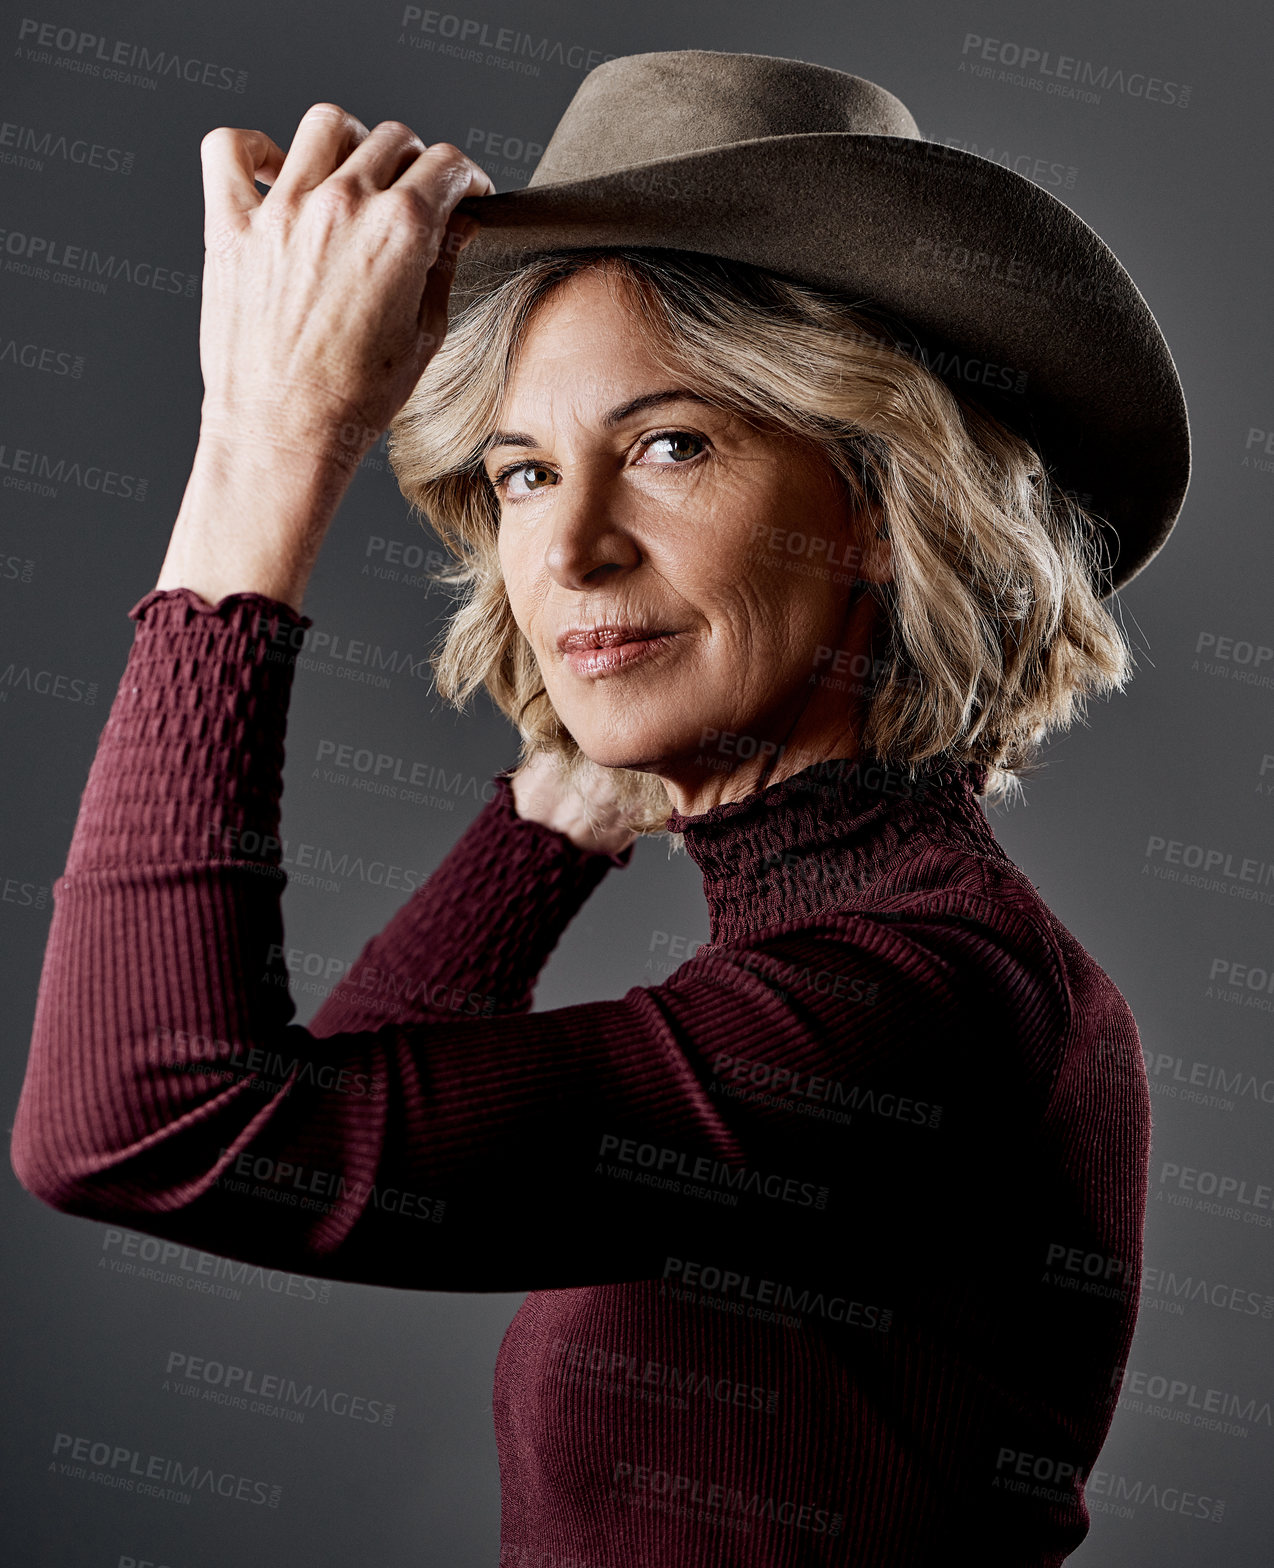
561, 714, 675, 775
554, 678, 726, 779
572, 738, 665, 775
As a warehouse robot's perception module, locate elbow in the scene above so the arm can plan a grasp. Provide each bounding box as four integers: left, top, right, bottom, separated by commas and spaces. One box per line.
10, 1057, 132, 1216
10, 1050, 109, 1214
10, 1119, 113, 1219
11, 1140, 90, 1215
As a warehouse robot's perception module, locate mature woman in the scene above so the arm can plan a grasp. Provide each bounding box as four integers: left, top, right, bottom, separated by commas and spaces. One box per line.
12, 50, 1189, 1568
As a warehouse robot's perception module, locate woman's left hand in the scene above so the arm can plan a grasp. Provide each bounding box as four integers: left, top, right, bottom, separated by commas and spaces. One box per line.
510, 751, 640, 858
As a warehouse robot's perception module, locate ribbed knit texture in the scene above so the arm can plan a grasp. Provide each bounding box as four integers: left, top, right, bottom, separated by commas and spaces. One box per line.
11, 588, 1151, 1567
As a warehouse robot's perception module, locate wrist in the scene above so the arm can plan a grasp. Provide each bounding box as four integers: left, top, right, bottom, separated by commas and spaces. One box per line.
508, 756, 638, 858
155, 430, 356, 614
198, 393, 382, 475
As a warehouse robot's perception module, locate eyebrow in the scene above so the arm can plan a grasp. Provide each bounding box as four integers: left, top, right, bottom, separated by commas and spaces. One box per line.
485, 389, 718, 452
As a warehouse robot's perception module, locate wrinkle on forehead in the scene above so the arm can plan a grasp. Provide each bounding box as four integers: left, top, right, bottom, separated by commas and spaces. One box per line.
494, 268, 704, 440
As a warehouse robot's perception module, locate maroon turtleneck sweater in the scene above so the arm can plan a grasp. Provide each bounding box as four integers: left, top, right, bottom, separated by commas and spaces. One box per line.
11, 587, 1150, 1566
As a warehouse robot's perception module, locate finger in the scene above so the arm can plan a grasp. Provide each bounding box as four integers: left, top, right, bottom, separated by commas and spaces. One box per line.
334, 119, 432, 193
402, 146, 495, 325
269, 102, 371, 202
396, 140, 496, 216
200, 127, 287, 236
417, 211, 476, 337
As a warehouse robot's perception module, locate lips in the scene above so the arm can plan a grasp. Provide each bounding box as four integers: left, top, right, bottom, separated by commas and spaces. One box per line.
556, 624, 668, 652
557, 625, 682, 678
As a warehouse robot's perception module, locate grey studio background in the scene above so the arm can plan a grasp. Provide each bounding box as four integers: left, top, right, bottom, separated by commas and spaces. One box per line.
1, 1, 1270, 1563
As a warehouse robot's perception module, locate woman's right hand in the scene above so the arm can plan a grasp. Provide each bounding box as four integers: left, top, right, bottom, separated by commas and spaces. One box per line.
155, 103, 495, 612
195, 102, 494, 467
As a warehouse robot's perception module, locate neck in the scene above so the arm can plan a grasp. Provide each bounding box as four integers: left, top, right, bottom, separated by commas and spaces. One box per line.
655, 730, 865, 817
664, 748, 996, 945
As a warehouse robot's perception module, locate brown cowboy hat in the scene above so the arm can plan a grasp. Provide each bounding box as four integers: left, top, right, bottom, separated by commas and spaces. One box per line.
451, 48, 1190, 596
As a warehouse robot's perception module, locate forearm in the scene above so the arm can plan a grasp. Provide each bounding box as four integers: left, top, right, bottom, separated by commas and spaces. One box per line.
2, 567, 689, 1285
8, 580, 997, 1295
308, 775, 633, 1034
12, 588, 309, 1205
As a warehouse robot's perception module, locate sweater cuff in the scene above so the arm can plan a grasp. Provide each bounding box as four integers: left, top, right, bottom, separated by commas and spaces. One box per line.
62, 588, 311, 878
306, 768, 635, 1030
127, 585, 313, 630
488, 767, 637, 873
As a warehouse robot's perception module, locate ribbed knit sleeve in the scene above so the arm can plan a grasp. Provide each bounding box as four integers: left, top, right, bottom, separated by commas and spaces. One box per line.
306, 771, 632, 1034
52, 586, 629, 1033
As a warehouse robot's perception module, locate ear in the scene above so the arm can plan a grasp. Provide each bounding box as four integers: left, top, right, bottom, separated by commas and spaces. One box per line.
856, 502, 893, 585
828, 460, 892, 586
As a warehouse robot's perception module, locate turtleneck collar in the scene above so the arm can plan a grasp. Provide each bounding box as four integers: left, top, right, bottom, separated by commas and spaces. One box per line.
663, 751, 994, 945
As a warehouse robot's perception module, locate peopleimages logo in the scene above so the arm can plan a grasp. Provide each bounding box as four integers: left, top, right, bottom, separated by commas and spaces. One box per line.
943, 137, 1077, 191
258, 615, 432, 688
993, 1448, 1087, 1505
710, 1052, 941, 1135
0, 223, 196, 299
548, 1335, 780, 1415
215, 1148, 446, 1224
1143, 1048, 1274, 1112
1140, 1260, 1274, 1322
0, 335, 85, 376
210, 824, 429, 896
1086, 1468, 1226, 1523
15, 18, 248, 93
100, 1227, 332, 1305
1157, 1161, 1274, 1227
1143, 833, 1274, 907
958, 32, 1190, 107
609, 1457, 844, 1536
163, 1351, 394, 1427
1112, 1365, 1273, 1438
50, 1431, 281, 1507
0, 435, 147, 499
397, 8, 618, 74
1193, 630, 1274, 691
313, 738, 497, 806
0, 117, 133, 174
0, 660, 98, 704
596, 1132, 829, 1211
154, 1024, 383, 1101
662, 1256, 892, 1333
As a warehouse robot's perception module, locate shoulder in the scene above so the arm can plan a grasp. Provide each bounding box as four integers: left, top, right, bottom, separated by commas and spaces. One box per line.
825, 862, 1076, 1032
680, 848, 1073, 1040
841, 844, 1140, 1092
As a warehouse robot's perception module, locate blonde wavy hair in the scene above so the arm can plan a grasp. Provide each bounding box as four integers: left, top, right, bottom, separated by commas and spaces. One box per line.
387, 248, 1132, 833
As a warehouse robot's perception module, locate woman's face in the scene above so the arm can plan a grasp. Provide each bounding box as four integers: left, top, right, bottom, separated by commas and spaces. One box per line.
485, 266, 888, 813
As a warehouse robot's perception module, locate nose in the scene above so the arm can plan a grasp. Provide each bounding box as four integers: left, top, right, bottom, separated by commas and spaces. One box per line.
543, 475, 642, 592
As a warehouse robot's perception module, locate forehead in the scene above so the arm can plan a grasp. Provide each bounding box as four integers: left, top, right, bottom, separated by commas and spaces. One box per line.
499, 268, 683, 414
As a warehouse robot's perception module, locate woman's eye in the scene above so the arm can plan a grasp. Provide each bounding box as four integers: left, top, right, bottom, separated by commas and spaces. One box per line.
498, 462, 558, 497
641, 431, 705, 464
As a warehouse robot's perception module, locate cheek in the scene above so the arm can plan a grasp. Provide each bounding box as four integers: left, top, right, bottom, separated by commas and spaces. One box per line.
707, 552, 813, 649
496, 536, 539, 634
713, 566, 846, 707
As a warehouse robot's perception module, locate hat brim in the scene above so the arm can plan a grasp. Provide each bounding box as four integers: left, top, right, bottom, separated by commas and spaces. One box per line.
451, 132, 1190, 597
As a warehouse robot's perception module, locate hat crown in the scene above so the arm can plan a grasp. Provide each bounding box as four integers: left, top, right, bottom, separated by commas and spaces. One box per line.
529, 49, 921, 188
